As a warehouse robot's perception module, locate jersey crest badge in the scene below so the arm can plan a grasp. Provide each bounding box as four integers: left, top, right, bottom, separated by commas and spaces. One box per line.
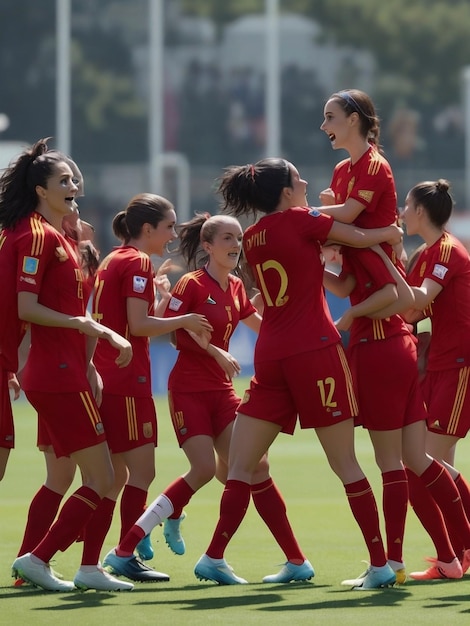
22, 256, 39, 275
432, 264, 448, 280
133, 275, 147, 293
169, 296, 183, 311
358, 190, 374, 203
308, 208, 321, 217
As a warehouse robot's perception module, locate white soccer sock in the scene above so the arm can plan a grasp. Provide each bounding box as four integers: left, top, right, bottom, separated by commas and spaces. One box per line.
137, 494, 174, 536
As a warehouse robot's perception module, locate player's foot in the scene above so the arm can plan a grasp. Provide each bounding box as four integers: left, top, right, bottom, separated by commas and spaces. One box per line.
387, 560, 406, 585
461, 549, 470, 574
74, 566, 134, 591
163, 512, 186, 555
136, 534, 154, 561
194, 554, 248, 585
341, 562, 396, 590
12, 553, 75, 592
262, 560, 314, 583
103, 549, 170, 583
409, 557, 463, 580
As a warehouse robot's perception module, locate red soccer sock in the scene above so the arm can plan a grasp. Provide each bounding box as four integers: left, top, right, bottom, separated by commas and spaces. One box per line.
382, 469, 408, 563
32, 486, 101, 564
420, 460, 470, 549
454, 473, 470, 520
17, 486, 63, 556
119, 485, 147, 542
406, 466, 455, 562
206, 479, 251, 560
117, 527, 145, 557
251, 478, 305, 563
163, 476, 195, 520
344, 478, 387, 567
81, 497, 116, 566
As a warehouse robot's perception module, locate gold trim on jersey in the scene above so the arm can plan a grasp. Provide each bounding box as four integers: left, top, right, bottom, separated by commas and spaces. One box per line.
372, 319, 385, 340
368, 152, 383, 176
448, 367, 470, 435
30, 214, 45, 256
336, 343, 359, 416
439, 234, 452, 264
126, 396, 138, 440
0, 232, 6, 250
174, 269, 205, 296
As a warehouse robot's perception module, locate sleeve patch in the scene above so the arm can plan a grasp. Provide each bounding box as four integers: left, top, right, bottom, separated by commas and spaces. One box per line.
432, 264, 448, 280
169, 296, 183, 311
358, 190, 374, 203
133, 275, 148, 293
22, 256, 39, 274
308, 208, 321, 217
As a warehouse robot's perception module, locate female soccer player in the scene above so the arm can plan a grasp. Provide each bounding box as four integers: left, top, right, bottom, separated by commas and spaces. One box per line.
104, 212, 314, 585
77, 193, 214, 587
400, 179, 470, 579
192, 157, 403, 589
1, 138, 133, 591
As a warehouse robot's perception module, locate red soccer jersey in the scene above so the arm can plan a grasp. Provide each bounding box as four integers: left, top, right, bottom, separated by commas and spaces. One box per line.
9, 213, 89, 392
92, 246, 155, 396
330, 145, 397, 228
165, 268, 256, 392
407, 232, 470, 371
243, 207, 339, 361
0, 228, 29, 372
341, 247, 409, 345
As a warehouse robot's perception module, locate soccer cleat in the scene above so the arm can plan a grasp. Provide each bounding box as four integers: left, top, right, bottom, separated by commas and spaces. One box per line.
262, 560, 314, 583
12, 553, 75, 592
393, 568, 407, 585
13, 577, 27, 587
103, 549, 170, 583
341, 563, 370, 587
74, 566, 134, 591
461, 549, 470, 574
194, 554, 248, 585
136, 534, 154, 561
352, 563, 396, 590
409, 557, 463, 580
163, 512, 186, 555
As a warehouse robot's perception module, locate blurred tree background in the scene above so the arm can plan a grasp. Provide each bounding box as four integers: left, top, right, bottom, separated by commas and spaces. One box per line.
1, 0, 469, 251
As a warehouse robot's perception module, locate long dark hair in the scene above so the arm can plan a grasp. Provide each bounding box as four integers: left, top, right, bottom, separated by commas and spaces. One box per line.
409, 179, 454, 228
218, 157, 292, 218
0, 137, 69, 229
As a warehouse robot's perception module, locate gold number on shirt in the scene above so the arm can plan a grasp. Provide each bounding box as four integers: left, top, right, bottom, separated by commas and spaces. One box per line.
254, 260, 289, 307
317, 377, 337, 408
92, 278, 104, 322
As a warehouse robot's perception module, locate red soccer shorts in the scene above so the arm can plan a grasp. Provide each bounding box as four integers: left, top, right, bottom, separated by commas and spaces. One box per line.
99, 394, 157, 453
168, 387, 240, 447
347, 333, 427, 431
25, 390, 106, 458
0, 368, 14, 449
239, 343, 357, 435
422, 367, 470, 438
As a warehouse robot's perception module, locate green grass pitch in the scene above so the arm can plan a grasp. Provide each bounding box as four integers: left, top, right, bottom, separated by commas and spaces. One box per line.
1, 378, 470, 625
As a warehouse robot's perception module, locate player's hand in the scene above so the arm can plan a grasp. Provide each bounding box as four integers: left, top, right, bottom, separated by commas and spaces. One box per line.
7, 372, 20, 401
319, 188, 335, 206
87, 362, 103, 406
335, 309, 353, 333
386, 224, 404, 246
183, 313, 213, 334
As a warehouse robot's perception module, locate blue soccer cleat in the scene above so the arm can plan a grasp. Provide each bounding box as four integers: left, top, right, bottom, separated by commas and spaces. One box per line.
136, 534, 154, 561
194, 554, 248, 585
103, 549, 169, 583
163, 512, 186, 555
262, 560, 314, 583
